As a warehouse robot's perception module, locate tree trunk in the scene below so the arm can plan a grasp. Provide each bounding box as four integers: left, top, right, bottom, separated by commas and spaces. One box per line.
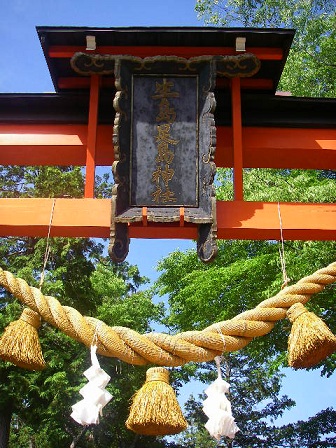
69, 426, 88, 448
128, 434, 139, 448
0, 403, 13, 448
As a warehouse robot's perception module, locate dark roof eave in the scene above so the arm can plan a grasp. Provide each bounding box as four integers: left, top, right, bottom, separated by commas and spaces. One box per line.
0, 92, 335, 128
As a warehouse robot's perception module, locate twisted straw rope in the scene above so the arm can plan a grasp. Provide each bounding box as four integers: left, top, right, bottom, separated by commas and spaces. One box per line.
0, 262, 335, 367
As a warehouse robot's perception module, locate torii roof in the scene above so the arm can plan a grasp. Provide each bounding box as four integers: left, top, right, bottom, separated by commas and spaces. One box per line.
36, 26, 295, 93
1, 26, 335, 129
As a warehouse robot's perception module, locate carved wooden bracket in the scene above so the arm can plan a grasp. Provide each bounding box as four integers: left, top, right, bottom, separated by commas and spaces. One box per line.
71, 52, 260, 78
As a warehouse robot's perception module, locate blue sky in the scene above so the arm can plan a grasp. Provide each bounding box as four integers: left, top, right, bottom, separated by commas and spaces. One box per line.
0, 0, 201, 93
1, 0, 335, 434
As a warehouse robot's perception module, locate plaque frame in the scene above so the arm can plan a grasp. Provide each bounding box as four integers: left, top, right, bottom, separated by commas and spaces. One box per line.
109, 56, 217, 263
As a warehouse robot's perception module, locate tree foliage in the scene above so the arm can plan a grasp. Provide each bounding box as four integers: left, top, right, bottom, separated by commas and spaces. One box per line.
0, 165, 167, 448
178, 353, 336, 447
156, 169, 336, 370
155, 165, 336, 445
195, 0, 336, 97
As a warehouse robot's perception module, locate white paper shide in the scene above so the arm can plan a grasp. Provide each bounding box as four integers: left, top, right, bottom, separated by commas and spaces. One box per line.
71, 345, 112, 425
202, 357, 239, 440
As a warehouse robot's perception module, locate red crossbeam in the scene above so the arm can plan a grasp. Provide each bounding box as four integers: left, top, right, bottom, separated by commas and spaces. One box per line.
1, 125, 335, 170
0, 198, 334, 241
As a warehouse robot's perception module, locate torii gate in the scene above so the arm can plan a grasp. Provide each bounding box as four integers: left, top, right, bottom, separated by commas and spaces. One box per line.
0, 26, 335, 257
0, 27, 335, 439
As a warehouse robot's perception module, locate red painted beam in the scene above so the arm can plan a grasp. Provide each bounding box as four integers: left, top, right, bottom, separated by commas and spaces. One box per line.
48, 46, 283, 60
0, 124, 113, 166
84, 75, 100, 198
0, 199, 334, 241
231, 78, 244, 200
1, 125, 335, 170
0, 198, 110, 238
216, 78, 274, 90
216, 201, 336, 240
216, 127, 336, 169
57, 77, 114, 89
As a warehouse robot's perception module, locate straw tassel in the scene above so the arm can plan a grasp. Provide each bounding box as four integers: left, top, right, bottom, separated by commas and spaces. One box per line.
287, 302, 336, 369
125, 367, 187, 436
0, 307, 46, 370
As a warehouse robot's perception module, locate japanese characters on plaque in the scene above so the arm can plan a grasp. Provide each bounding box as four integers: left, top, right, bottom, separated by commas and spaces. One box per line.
151, 79, 179, 205
131, 76, 198, 208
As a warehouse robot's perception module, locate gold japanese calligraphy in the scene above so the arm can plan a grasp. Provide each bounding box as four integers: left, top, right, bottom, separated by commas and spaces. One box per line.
151, 79, 180, 204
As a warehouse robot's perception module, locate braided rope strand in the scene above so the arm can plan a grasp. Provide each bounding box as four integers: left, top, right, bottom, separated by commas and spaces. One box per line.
0, 262, 335, 367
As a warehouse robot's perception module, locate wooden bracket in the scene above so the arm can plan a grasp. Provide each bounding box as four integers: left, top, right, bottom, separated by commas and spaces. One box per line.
179, 207, 185, 227
142, 207, 148, 226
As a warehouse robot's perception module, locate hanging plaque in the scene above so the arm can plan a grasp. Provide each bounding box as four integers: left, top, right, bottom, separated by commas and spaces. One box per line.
109, 56, 217, 263
70, 51, 260, 263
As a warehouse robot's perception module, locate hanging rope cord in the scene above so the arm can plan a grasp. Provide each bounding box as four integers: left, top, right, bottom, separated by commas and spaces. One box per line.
39, 198, 56, 290
277, 202, 290, 289
0, 262, 335, 367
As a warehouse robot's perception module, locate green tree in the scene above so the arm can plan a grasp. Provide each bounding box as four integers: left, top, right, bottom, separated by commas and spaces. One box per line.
156, 233, 335, 371
3, 256, 165, 448
0, 165, 167, 448
155, 167, 336, 446
156, 239, 336, 446
195, 0, 336, 97
177, 353, 336, 447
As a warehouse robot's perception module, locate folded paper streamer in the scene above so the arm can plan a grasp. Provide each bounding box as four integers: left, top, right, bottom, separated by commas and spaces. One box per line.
202, 356, 239, 441
71, 345, 112, 425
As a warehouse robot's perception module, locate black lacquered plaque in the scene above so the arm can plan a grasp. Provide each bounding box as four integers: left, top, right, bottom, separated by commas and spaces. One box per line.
108, 56, 218, 263
131, 75, 198, 208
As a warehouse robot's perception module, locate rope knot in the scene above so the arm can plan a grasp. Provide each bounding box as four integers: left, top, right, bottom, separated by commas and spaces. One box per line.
20, 308, 41, 329
146, 367, 169, 384
287, 302, 308, 323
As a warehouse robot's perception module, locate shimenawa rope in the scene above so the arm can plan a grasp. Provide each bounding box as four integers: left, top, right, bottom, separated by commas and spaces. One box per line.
0, 261, 335, 366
